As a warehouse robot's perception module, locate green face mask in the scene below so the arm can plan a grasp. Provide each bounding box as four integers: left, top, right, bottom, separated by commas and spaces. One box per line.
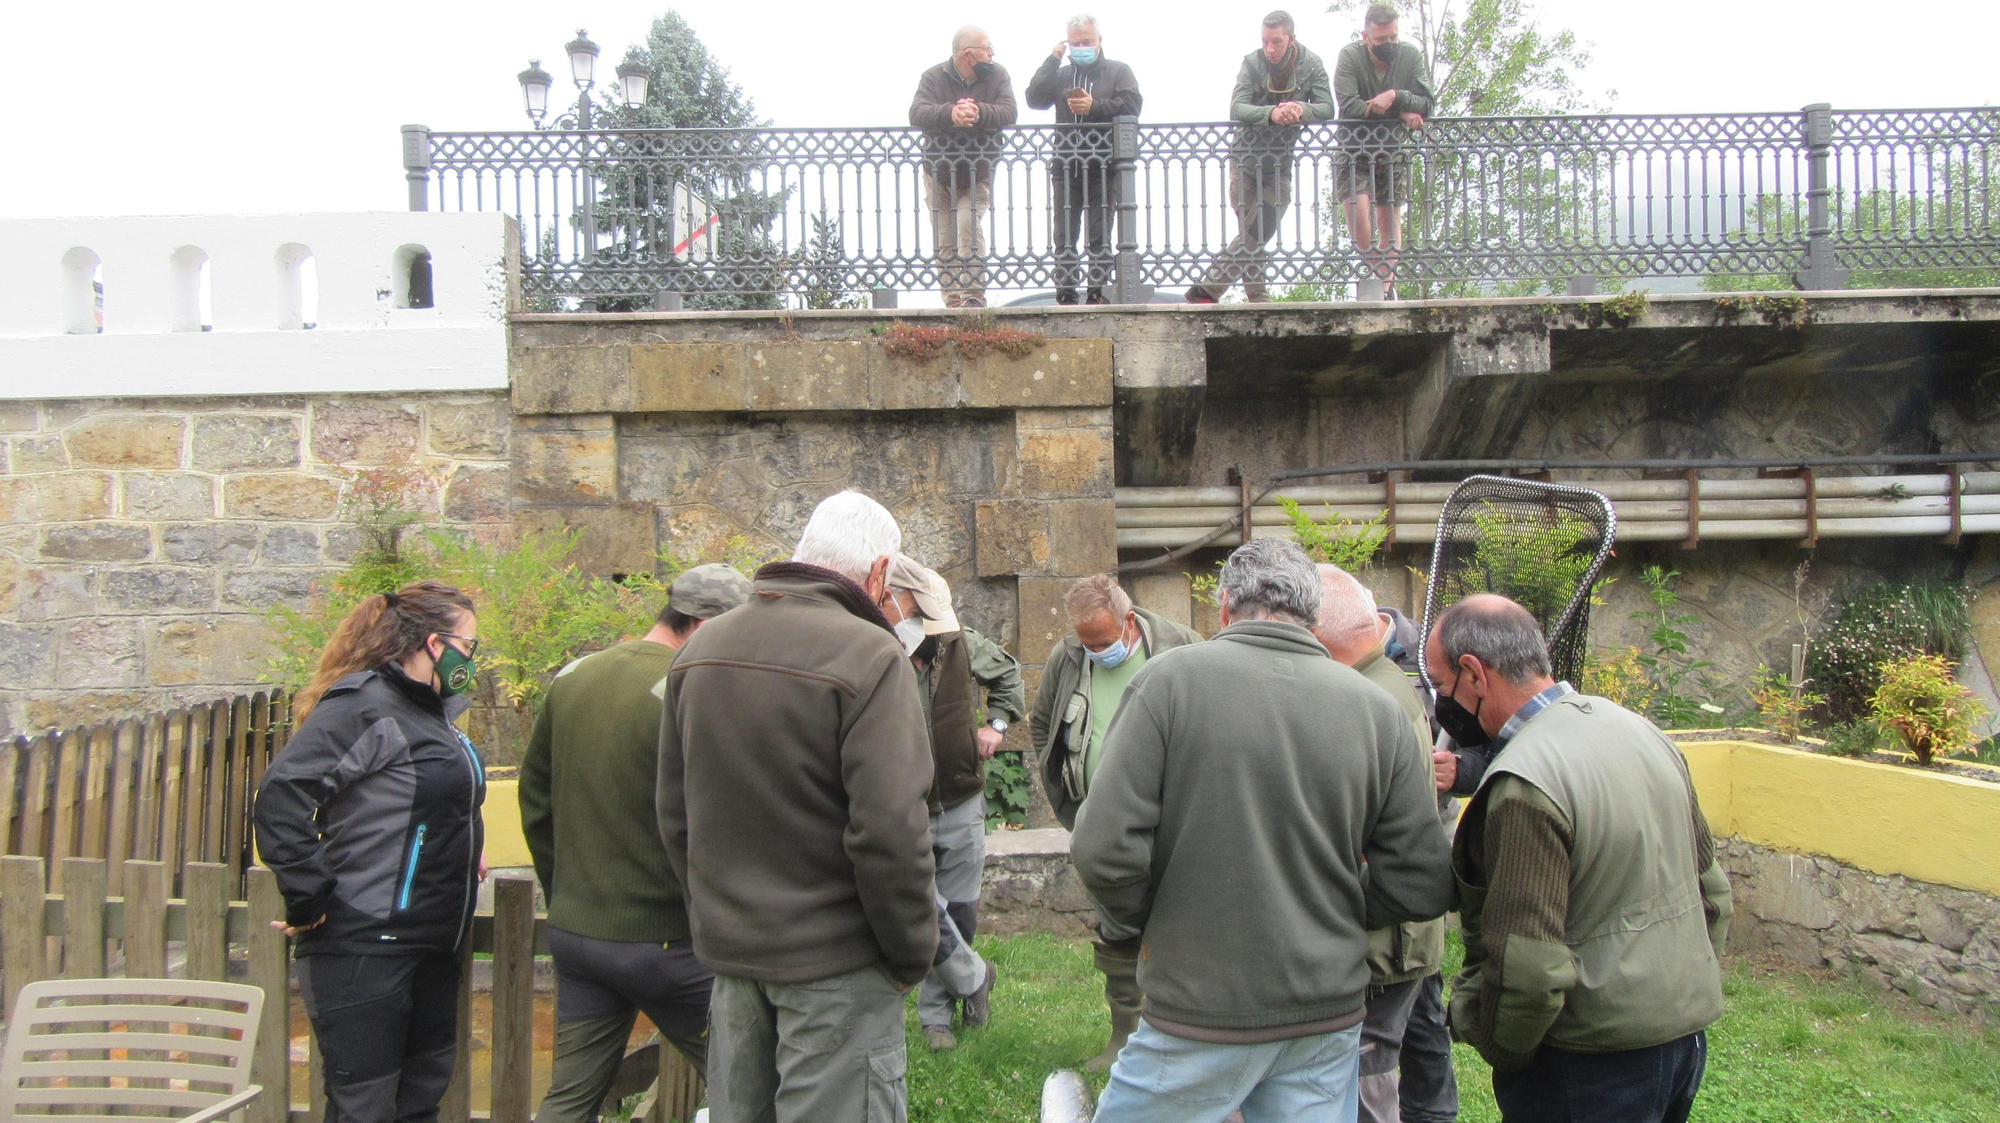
433, 641, 478, 698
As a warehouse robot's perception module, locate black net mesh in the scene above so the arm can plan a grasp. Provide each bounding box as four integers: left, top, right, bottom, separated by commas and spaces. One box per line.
1419, 475, 1618, 688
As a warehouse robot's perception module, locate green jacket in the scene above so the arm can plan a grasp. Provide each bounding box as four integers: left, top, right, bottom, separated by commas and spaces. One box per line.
1228, 45, 1336, 158
916, 626, 1026, 813
1030, 606, 1204, 828
1071, 620, 1455, 1039
522, 640, 687, 944
1332, 40, 1435, 121
1354, 642, 1448, 984
1451, 694, 1732, 1069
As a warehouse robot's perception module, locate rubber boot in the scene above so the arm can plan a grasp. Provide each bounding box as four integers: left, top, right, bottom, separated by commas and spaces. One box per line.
1084, 940, 1143, 1072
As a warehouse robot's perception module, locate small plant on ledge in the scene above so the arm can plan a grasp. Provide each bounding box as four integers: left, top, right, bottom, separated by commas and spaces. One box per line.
881, 318, 1043, 362
1869, 653, 1988, 765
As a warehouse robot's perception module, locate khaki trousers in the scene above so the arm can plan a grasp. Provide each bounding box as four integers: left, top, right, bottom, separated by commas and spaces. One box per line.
927, 175, 992, 307
708, 963, 909, 1123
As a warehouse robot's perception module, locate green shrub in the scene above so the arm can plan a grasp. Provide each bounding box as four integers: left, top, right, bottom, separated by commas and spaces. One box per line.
1868, 653, 1989, 765
1630, 566, 1738, 728
983, 752, 1032, 831
1435, 503, 1605, 629
1749, 663, 1824, 742
1807, 582, 1970, 720
1820, 719, 1892, 758
1276, 496, 1388, 572
1582, 645, 1654, 713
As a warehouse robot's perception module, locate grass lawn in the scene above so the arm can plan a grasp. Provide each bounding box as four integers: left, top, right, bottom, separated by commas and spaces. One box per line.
903, 933, 2000, 1122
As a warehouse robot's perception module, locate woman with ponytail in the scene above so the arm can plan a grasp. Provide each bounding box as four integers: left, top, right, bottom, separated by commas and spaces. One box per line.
254, 579, 488, 1123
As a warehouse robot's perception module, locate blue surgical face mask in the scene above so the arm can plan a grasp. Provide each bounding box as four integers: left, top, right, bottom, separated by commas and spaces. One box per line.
1068, 46, 1098, 66
1085, 618, 1135, 668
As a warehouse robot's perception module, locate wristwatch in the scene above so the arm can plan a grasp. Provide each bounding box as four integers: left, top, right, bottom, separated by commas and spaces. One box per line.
988, 718, 1009, 734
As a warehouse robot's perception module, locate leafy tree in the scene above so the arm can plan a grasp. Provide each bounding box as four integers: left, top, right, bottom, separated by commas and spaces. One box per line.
586, 13, 787, 311
1325, 0, 1600, 119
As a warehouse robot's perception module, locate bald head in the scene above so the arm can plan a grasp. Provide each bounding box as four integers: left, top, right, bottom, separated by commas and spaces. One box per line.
1429, 594, 1553, 685
1313, 565, 1385, 664
952, 25, 990, 52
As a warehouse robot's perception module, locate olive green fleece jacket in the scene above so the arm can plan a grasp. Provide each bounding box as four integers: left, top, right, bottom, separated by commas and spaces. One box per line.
522, 639, 688, 944
1071, 619, 1455, 1038
1353, 641, 1448, 984
656, 563, 940, 986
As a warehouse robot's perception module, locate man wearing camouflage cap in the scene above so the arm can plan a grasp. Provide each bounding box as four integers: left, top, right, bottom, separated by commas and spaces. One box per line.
523, 563, 752, 1123
885, 555, 1025, 1051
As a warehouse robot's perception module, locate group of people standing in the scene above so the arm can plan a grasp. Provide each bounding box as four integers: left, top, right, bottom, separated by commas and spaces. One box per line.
910, 6, 1433, 309
253, 486, 1731, 1123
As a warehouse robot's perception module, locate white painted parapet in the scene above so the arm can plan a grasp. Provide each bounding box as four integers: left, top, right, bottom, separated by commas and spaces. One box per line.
0, 213, 516, 399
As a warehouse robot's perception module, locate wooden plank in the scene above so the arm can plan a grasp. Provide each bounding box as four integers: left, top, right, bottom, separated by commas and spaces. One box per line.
659, 1049, 705, 1123
246, 694, 272, 876
183, 861, 230, 982
22, 732, 53, 859
439, 942, 474, 1123
183, 699, 216, 867
2, 855, 48, 1012
492, 877, 536, 1123
224, 695, 253, 888
49, 730, 85, 891
247, 867, 291, 1123
0, 737, 21, 856
78, 724, 113, 860
204, 702, 230, 866
158, 711, 188, 885
133, 713, 166, 862
104, 720, 139, 898
122, 860, 169, 979
60, 857, 108, 977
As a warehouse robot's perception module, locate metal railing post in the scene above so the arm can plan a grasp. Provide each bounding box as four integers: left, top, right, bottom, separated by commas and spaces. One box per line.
1111, 115, 1142, 304
400, 125, 431, 212
1793, 103, 1849, 291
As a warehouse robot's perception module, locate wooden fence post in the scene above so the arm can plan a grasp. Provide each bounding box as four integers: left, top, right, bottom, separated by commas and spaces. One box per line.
492, 876, 536, 1123
2, 854, 48, 1012
439, 942, 474, 1123
0, 739, 20, 856
183, 862, 230, 982
246, 866, 291, 1123
49, 731, 83, 891
60, 857, 107, 978
123, 860, 168, 979
23, 735, 53, 858
105, 721, 139, 898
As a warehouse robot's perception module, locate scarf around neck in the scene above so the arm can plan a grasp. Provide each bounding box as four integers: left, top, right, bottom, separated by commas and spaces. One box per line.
1266, 41, 1300, 95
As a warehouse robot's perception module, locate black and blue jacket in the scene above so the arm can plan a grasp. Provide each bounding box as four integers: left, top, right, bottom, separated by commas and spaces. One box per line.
254, 664, 486, 956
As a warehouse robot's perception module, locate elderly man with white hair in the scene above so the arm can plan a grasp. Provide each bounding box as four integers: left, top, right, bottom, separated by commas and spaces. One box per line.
1313, 564, 1452, 1123
1073, 539, 1454, 1122
910, 25, 1017, 308
657, 490, 936, 1123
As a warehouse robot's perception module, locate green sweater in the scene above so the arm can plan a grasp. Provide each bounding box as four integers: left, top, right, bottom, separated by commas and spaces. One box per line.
521, 639, 688, 944
1354, 641, 1448, 984
1071, 619, 1455, 1040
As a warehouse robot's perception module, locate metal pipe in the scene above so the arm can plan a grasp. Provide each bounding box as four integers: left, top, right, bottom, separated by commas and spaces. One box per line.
1116, 511, 2000, 551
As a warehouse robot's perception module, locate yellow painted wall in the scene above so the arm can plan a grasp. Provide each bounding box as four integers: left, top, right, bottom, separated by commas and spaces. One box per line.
1677, 740, 2000, 897
482, 779, 533, 869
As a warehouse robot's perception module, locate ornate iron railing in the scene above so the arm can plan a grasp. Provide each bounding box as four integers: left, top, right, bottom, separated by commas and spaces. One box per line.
402, 106, 1999, 305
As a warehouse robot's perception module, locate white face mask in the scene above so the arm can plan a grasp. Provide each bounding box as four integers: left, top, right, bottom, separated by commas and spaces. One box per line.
895, 617, 926, 656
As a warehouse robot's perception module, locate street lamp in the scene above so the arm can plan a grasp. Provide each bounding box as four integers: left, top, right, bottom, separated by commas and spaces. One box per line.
516, 30, 649, 130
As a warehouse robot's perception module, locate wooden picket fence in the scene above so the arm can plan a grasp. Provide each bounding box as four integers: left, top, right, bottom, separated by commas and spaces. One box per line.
0, 855, 705, 1122
1, 691, 293, 899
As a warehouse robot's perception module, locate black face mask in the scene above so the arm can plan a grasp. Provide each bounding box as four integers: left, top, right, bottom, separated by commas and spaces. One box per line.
1435, 672, 1491, 748
973, 60, 997, 80
1372, 42, 1398, 62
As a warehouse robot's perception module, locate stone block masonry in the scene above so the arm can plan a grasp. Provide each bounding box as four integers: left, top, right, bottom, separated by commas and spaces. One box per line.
0, 393, 512, 736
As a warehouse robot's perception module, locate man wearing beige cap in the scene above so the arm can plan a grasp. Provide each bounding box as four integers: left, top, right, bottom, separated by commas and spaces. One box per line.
523, 563, 752, 1123
884, 555, 1026, 1051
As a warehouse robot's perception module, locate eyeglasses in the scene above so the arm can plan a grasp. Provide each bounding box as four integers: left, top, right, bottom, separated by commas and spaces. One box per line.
437, 632, 481, 658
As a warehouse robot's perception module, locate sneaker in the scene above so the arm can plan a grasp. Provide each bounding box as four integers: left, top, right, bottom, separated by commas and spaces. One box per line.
1055, 288, 1080, 305
961, 960, 997, 1029
1183, 288, 1218, 304
925, 1026, 958, 1052
1085, 289, 1110, 305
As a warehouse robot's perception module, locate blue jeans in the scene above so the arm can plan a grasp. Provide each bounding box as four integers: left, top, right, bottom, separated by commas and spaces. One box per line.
1490, 1031, 1707, 1123
1093, 1020, 1363, 1123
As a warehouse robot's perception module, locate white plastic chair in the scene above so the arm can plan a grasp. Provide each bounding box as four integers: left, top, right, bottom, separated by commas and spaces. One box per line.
0, 977, 265, 1122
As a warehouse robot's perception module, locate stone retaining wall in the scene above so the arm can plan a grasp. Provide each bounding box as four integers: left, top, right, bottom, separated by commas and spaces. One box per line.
0, 394, 511, 735
1720, 836, 2000, 1020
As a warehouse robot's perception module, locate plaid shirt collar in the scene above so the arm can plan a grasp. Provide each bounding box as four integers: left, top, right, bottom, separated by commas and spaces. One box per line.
1497, 681, 1576, 745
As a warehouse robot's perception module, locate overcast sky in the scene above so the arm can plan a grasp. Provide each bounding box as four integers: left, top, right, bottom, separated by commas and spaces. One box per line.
3, 0, 1994, 219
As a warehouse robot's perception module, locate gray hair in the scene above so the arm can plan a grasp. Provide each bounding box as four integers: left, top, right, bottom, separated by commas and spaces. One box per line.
792, 490, 902, 584
1313, 564, 1380, 650
1219, 538, 1321, 627
952, 25, 989, 53
1262, 9, 1296, 35
1067, 13, 1099, 35
1434, 596, 1554, 685
1064, 573, 1131, 625
1365, 3, 1399, 26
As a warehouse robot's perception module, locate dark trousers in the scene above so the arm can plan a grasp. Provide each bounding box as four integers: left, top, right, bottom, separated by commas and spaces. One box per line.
299, 951, 461, 1123
1491, 1031, 1707, 1123
1051, 161, 1112, 301
1400, 971, 1460, 1122
536, 927, 715, 1123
